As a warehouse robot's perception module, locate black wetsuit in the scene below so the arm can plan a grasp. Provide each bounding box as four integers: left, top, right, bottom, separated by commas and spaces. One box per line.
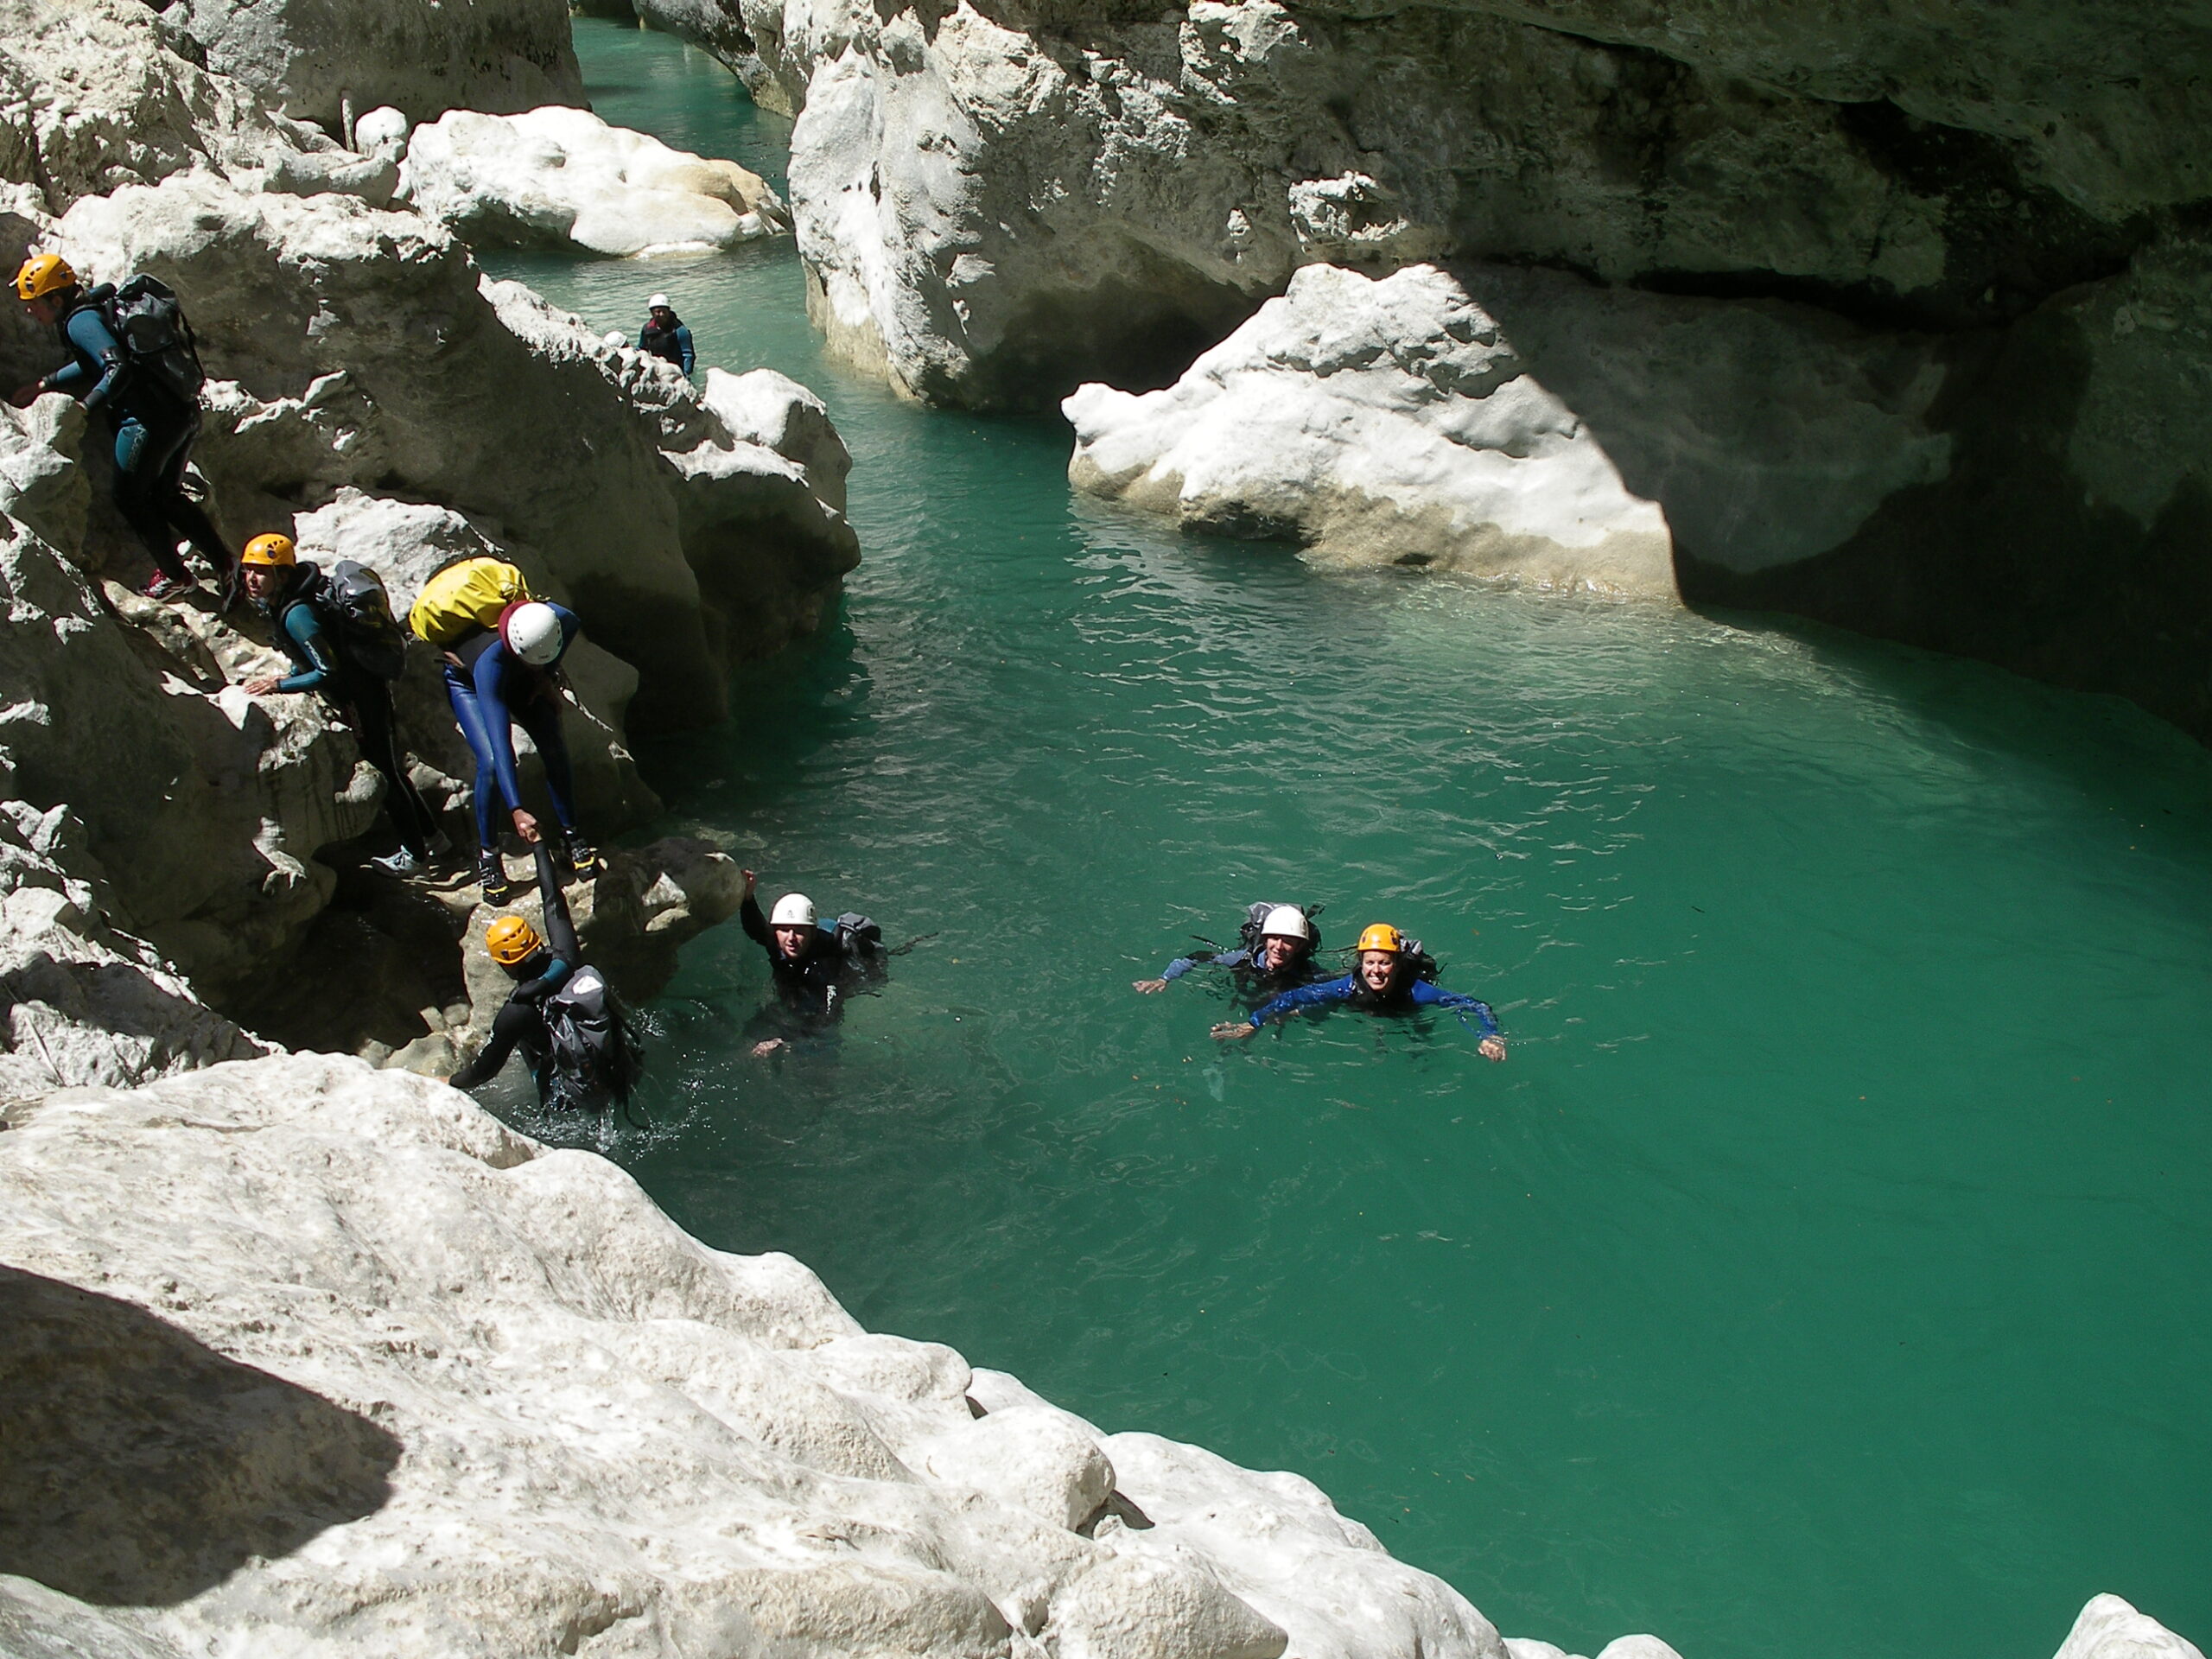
450, 847, 581, 1098
264, 567, 439, 860
47, 299, 227, 586
741, 893, 883, 1029
638, 314, 695, 375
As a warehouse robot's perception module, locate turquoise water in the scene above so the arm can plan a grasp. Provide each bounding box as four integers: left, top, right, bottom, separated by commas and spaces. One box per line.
480, 21, 2212, 1659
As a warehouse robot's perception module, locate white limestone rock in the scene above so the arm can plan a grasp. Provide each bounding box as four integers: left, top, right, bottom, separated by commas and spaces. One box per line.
2056, 1596, 2209, 1659
1066, 264, 1676, 598
402, 106, 790, 257
175, 0, 584, 135
0, 1054, 1509, 1658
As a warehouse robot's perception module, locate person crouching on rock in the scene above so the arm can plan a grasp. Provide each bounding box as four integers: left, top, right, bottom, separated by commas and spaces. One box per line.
450, 599, 596, 904
237, 533, 447, 877
1212, 923, 1507, 1059
9, 254, 231, 602
1135, 902, 1325, 999
740, 868, 885, 1057
638, 293, 695, 377
448, 844, 643, 1113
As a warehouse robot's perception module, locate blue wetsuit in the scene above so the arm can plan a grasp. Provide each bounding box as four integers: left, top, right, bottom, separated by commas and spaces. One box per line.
264, 570, 438, 858
442, 604, 582, 853
639, 315, 695, 375
46, 300, 226, 585
1245, 974, 1502, 1037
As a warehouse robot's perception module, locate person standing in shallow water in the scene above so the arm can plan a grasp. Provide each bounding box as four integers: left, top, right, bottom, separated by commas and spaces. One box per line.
638, 294, 695, 377
1213, 923, 1507, 1059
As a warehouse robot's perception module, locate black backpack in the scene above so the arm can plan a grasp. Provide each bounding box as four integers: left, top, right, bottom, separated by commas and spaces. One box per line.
289, 560, 409, 682
85, 276, 207, 408
833, 912, 884, 954
1395, 935, 1440, 983
542, 966, 645, 1110
1236, 900, 1322, 960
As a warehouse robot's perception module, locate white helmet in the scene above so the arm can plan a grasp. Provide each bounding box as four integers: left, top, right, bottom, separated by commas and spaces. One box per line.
648, 292, 672, 309
771, 893, 816, 927
1260, 905, 1308, 939
503, 601, 565, 667
602, 329, 627, 347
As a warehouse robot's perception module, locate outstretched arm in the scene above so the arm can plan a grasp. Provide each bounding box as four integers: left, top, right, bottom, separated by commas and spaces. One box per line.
448, 995, 539, 1089
1213, 975, 1352, 1039
1410, 981, 1507, 1060
534, 844, 580, 964
1135, 949, 1219, 994
49, 308, 127, 409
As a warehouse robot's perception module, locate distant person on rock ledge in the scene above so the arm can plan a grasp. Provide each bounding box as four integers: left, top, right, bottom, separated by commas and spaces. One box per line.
1213, 923, 1506, 1059
10, 253, 231, 603
740, 868, 885, 1056
236, 531, 447, 876
448, 843, 644, 1114
638, 293, 694, 377
1135, 902, 1325, 998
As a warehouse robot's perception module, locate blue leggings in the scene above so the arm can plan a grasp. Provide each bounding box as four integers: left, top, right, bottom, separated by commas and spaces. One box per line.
443, 664, 578, 852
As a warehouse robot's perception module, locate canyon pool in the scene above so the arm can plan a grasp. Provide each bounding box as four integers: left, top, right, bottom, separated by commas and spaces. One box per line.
476, 21, 2212, 1659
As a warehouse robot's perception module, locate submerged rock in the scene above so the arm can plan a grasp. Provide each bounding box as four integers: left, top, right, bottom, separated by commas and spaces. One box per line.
175, 0, 584, 136
1066, 264, 1676, 598
402, 106, 790, 257
0, 1054, 1500, 1656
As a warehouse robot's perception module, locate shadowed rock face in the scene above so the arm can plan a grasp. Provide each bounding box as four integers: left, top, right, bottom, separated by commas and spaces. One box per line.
0, 1265, 401, 1606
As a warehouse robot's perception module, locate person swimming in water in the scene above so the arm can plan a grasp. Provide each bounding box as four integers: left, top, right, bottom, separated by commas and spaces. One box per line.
1211, 923, 1506, 1059
1135, 902, 1324, 997
739, 868, 886, 1056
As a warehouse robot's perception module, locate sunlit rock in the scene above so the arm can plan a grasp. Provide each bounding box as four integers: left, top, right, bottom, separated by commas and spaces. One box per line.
402, 106, 790, 257
1068, 264, 1677, 597
0, 1055, 1516, 1657
175, 0, 583, 135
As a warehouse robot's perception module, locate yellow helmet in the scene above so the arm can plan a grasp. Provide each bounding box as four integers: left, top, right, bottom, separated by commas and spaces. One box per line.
1356, 923, 1404, 956
485, 914, 543, 966
14, 253, 78, 302
238, 532, 296, 569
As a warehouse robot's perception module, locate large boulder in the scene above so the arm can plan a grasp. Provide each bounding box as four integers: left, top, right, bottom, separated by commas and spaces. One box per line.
1065, 264, 1677, 597
0, 1053, 1507, 1657
401, 106, 790, 257
174, 0, 584, 136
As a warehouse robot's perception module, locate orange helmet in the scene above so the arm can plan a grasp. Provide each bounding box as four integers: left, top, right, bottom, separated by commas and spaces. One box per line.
1355, 924, 1404, 956
486, 915, 543, 966
13, 253, 77, 302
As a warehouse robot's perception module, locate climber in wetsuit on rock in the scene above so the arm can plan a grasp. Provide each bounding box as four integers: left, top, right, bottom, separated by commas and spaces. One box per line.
448, 844, 642, 1111
10, 253, 231, 601
1213, 923, 1507, 1059
740, 868, 885, 1056
236, 532, 446, 876
1135, 903, 1325, 999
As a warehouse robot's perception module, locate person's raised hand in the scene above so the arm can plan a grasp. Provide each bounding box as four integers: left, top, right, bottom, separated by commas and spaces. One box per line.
1211, 1020, 1257, 1041
1133, 978, 1168, 994
741, 868, 758, 899
512, 807, 541, 844
1478, 1036, 1506, 1063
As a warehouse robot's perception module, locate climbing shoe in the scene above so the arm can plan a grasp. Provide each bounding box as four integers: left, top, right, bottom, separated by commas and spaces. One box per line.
556, 834, 601, 879
477, 851, 512, 906
370, 846, 424, 878
140, 571, 194, 601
